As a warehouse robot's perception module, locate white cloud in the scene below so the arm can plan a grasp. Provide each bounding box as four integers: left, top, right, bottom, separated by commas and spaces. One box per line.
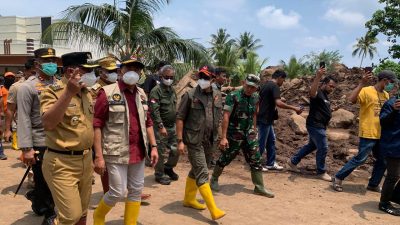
324, 8, 366, 27
294, 35, 339, 49
256, 6, 301, 30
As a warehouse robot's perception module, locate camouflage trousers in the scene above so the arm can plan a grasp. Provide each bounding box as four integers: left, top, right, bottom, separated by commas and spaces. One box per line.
154, 125, 179, 178
216, 130, 263, 171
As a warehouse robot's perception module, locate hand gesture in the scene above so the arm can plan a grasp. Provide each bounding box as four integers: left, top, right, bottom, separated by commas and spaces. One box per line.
22, 149, 36, 166
219, 137, 229, 151
150, 147, 159, 167
316, 68, 326, 78
94, 156, 106, 176
360, 72, 373, 86
159, 127, 168, 137
67, 68, 85, 95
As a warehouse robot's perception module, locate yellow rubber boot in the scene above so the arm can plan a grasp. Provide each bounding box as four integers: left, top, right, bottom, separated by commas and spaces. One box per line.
93, 198, 113, 225
198, 183, 226, 220
183, 177, 206, 210
124, 201, 141, 225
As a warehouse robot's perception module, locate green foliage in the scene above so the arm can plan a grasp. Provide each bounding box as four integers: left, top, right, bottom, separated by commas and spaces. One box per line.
301, 50, 343, 73
352, 32, 378, 67
280, 56, 311, 79
41, 0, 208, 68
209, 28, 265, 85
366, 0, 400, 58
236, 32, 263, 59
374, 60, 400, 79
233, 52, 267, 85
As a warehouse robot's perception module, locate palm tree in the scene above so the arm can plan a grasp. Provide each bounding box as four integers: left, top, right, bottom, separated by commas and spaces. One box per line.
209, 28, 236, 58
352, 32, 378, 67
236, 32, 262, 59
214, 44, 240, 72
41, 0, 208, 67
280, 56, 302, 79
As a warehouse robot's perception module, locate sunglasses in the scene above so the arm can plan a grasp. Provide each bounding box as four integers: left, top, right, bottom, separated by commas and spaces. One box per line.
163, 76, 174, 80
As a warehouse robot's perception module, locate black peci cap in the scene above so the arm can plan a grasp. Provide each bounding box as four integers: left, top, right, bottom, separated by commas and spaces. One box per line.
61, 52, 98, 68
34, 48, 58, 58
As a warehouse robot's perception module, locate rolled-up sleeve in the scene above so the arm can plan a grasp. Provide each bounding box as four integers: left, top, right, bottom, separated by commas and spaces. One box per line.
93, 89, 109, 128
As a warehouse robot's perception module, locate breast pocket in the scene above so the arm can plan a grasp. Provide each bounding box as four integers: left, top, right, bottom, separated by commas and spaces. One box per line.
109, 104, 125, 124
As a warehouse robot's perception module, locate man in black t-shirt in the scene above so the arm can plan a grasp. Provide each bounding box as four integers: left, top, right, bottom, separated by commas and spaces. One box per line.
257, 70, 303, 171
287, 68, 337, 181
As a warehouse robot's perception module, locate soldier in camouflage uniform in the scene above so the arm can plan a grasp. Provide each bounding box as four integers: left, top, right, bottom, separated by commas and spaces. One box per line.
210, 74, 274, 198
149, 65, 180, 185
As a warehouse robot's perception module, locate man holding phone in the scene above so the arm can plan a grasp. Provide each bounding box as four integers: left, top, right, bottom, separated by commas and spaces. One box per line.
332, 70, 396, 192
287, 67, 337, 182
378, 91, 400, 216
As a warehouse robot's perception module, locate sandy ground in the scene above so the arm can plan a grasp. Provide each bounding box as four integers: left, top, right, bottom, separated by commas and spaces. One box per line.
1, 147, 399, 225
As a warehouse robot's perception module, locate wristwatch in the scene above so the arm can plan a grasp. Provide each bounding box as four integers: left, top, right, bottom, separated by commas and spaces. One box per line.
177, 138, 183, 143
151, 144, 158, 148
158, 123, 164, 129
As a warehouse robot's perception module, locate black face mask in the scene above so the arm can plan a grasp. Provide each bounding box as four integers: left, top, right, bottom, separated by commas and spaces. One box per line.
4, 77, 15, 90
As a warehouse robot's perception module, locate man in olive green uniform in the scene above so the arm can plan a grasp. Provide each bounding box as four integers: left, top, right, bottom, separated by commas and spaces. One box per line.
149, 65, 179, 185
176, 65, 225, 220
210, 74, 274, 198
41, 52, 97, 225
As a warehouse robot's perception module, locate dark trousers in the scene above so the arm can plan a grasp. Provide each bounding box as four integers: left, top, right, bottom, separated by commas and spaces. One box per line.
28, 146, 55, 217
380, 157, 400, 203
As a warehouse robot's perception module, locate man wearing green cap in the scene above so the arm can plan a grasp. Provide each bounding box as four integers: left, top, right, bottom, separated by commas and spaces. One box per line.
41, 52, 96, 225
18, 48, 58, 225
210, 74, 275, 198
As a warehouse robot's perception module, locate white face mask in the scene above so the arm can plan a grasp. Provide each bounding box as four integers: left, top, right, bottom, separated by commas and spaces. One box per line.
106, 72, 118, 83
80, 71, 97, 87
198, 79, 211, 89
162, 78, 174, 86
122, 71, 140, 85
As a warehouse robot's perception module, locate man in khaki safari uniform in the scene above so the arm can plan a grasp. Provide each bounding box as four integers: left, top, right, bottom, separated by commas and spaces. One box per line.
176, 65, 225, 220
41, 52, 97, 225
92, 54, 158, 225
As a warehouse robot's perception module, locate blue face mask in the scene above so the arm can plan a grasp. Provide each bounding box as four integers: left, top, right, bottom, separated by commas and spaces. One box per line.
41, 63, 58, 76
385, 82, 394, 92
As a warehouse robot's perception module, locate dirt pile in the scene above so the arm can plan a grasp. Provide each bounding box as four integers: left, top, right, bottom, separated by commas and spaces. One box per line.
272, 65, 375, 174
174, 65, 376, 174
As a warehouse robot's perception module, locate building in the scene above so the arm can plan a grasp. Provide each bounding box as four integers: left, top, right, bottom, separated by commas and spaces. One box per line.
0, 16, 96, 75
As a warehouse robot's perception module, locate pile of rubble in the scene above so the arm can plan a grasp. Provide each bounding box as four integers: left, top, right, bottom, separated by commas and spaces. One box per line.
175, 64, 376, 174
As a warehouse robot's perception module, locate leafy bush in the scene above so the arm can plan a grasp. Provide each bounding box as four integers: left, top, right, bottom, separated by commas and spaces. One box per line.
374, 60, 400, 79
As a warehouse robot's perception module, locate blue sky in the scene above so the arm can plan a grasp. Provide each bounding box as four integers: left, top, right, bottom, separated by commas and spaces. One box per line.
0, 0, 392, 67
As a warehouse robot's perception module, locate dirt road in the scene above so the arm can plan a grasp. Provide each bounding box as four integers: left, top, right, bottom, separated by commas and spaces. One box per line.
0, 148, 398, 225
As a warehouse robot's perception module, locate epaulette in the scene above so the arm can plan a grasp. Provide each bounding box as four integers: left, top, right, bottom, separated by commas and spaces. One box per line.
49, 83, 62, 91
91, 83, 101, 91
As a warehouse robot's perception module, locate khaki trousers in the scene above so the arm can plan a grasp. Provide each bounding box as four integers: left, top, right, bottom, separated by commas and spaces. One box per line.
42, 150, 93, 225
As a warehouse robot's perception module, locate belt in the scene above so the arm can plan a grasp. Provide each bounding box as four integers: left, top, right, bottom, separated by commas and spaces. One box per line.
47, 148, 89, 156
